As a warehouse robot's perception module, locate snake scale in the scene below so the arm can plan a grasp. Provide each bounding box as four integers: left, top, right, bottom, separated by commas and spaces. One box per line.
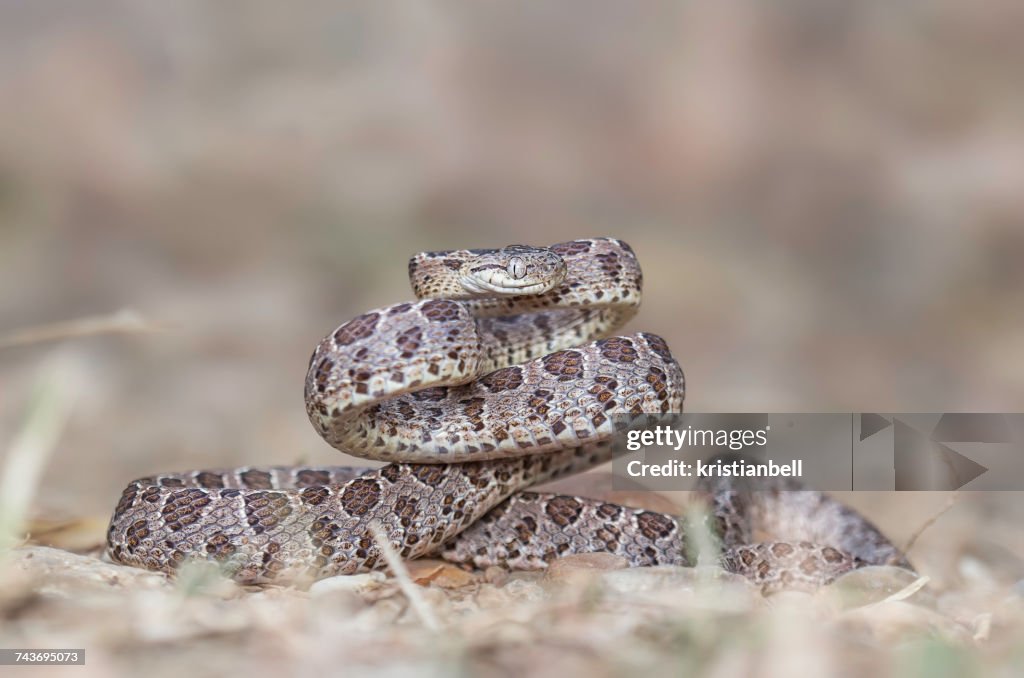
107, 238, 911, 591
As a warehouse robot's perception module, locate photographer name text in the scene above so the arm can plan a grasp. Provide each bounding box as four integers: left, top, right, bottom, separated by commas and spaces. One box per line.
625, 457, 803, 478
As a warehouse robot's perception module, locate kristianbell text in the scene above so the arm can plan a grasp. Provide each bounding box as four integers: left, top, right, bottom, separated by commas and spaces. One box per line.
626, 458, 803, 478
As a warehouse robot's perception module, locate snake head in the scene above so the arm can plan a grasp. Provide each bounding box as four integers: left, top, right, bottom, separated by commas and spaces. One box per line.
459, 246, 567, 295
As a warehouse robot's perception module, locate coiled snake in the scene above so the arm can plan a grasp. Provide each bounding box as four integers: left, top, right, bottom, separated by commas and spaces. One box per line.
107, 238, 910, 591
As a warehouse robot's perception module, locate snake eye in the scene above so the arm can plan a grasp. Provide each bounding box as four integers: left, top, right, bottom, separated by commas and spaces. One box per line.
508, 257, 527, 280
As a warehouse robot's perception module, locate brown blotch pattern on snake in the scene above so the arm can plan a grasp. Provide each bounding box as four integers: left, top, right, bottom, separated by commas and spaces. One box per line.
480, 366, 524, 393
333, 312, 381, 345
596, 336, 638, 363
421, 299, 462, 322
544, 496, 583, 527
542, 350, 585, 380
340, 478, 383, 516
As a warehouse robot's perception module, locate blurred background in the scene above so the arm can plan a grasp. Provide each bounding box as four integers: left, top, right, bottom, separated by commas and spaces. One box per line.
1, 0, 1022, 531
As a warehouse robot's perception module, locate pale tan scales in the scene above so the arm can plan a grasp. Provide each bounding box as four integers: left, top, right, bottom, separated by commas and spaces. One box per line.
106, 238, 911, 590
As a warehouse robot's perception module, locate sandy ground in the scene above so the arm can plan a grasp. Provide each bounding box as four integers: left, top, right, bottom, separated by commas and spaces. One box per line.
2, 510, 1023, 677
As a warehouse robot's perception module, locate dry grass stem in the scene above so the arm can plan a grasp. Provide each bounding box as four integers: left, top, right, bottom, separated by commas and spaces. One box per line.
0, 308, 162, 350
0, 354, 81, 551
901, 493, 960, 557
368, 521, 441, 632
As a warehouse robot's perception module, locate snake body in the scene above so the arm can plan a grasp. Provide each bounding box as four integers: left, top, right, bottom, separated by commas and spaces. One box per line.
107, 238, 910, 591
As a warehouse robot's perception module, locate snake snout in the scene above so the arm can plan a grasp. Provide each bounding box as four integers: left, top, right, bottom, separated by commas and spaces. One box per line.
459, 246, 567, 296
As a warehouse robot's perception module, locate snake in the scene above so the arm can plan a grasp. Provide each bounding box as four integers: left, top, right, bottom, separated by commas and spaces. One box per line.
106, 238, 911, 591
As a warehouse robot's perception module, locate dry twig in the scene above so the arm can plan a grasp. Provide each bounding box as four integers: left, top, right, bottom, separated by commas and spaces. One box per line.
0, 308, 162, 350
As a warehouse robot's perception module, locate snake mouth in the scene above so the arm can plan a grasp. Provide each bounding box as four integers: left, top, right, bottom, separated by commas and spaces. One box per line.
463, 279, 558, 296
